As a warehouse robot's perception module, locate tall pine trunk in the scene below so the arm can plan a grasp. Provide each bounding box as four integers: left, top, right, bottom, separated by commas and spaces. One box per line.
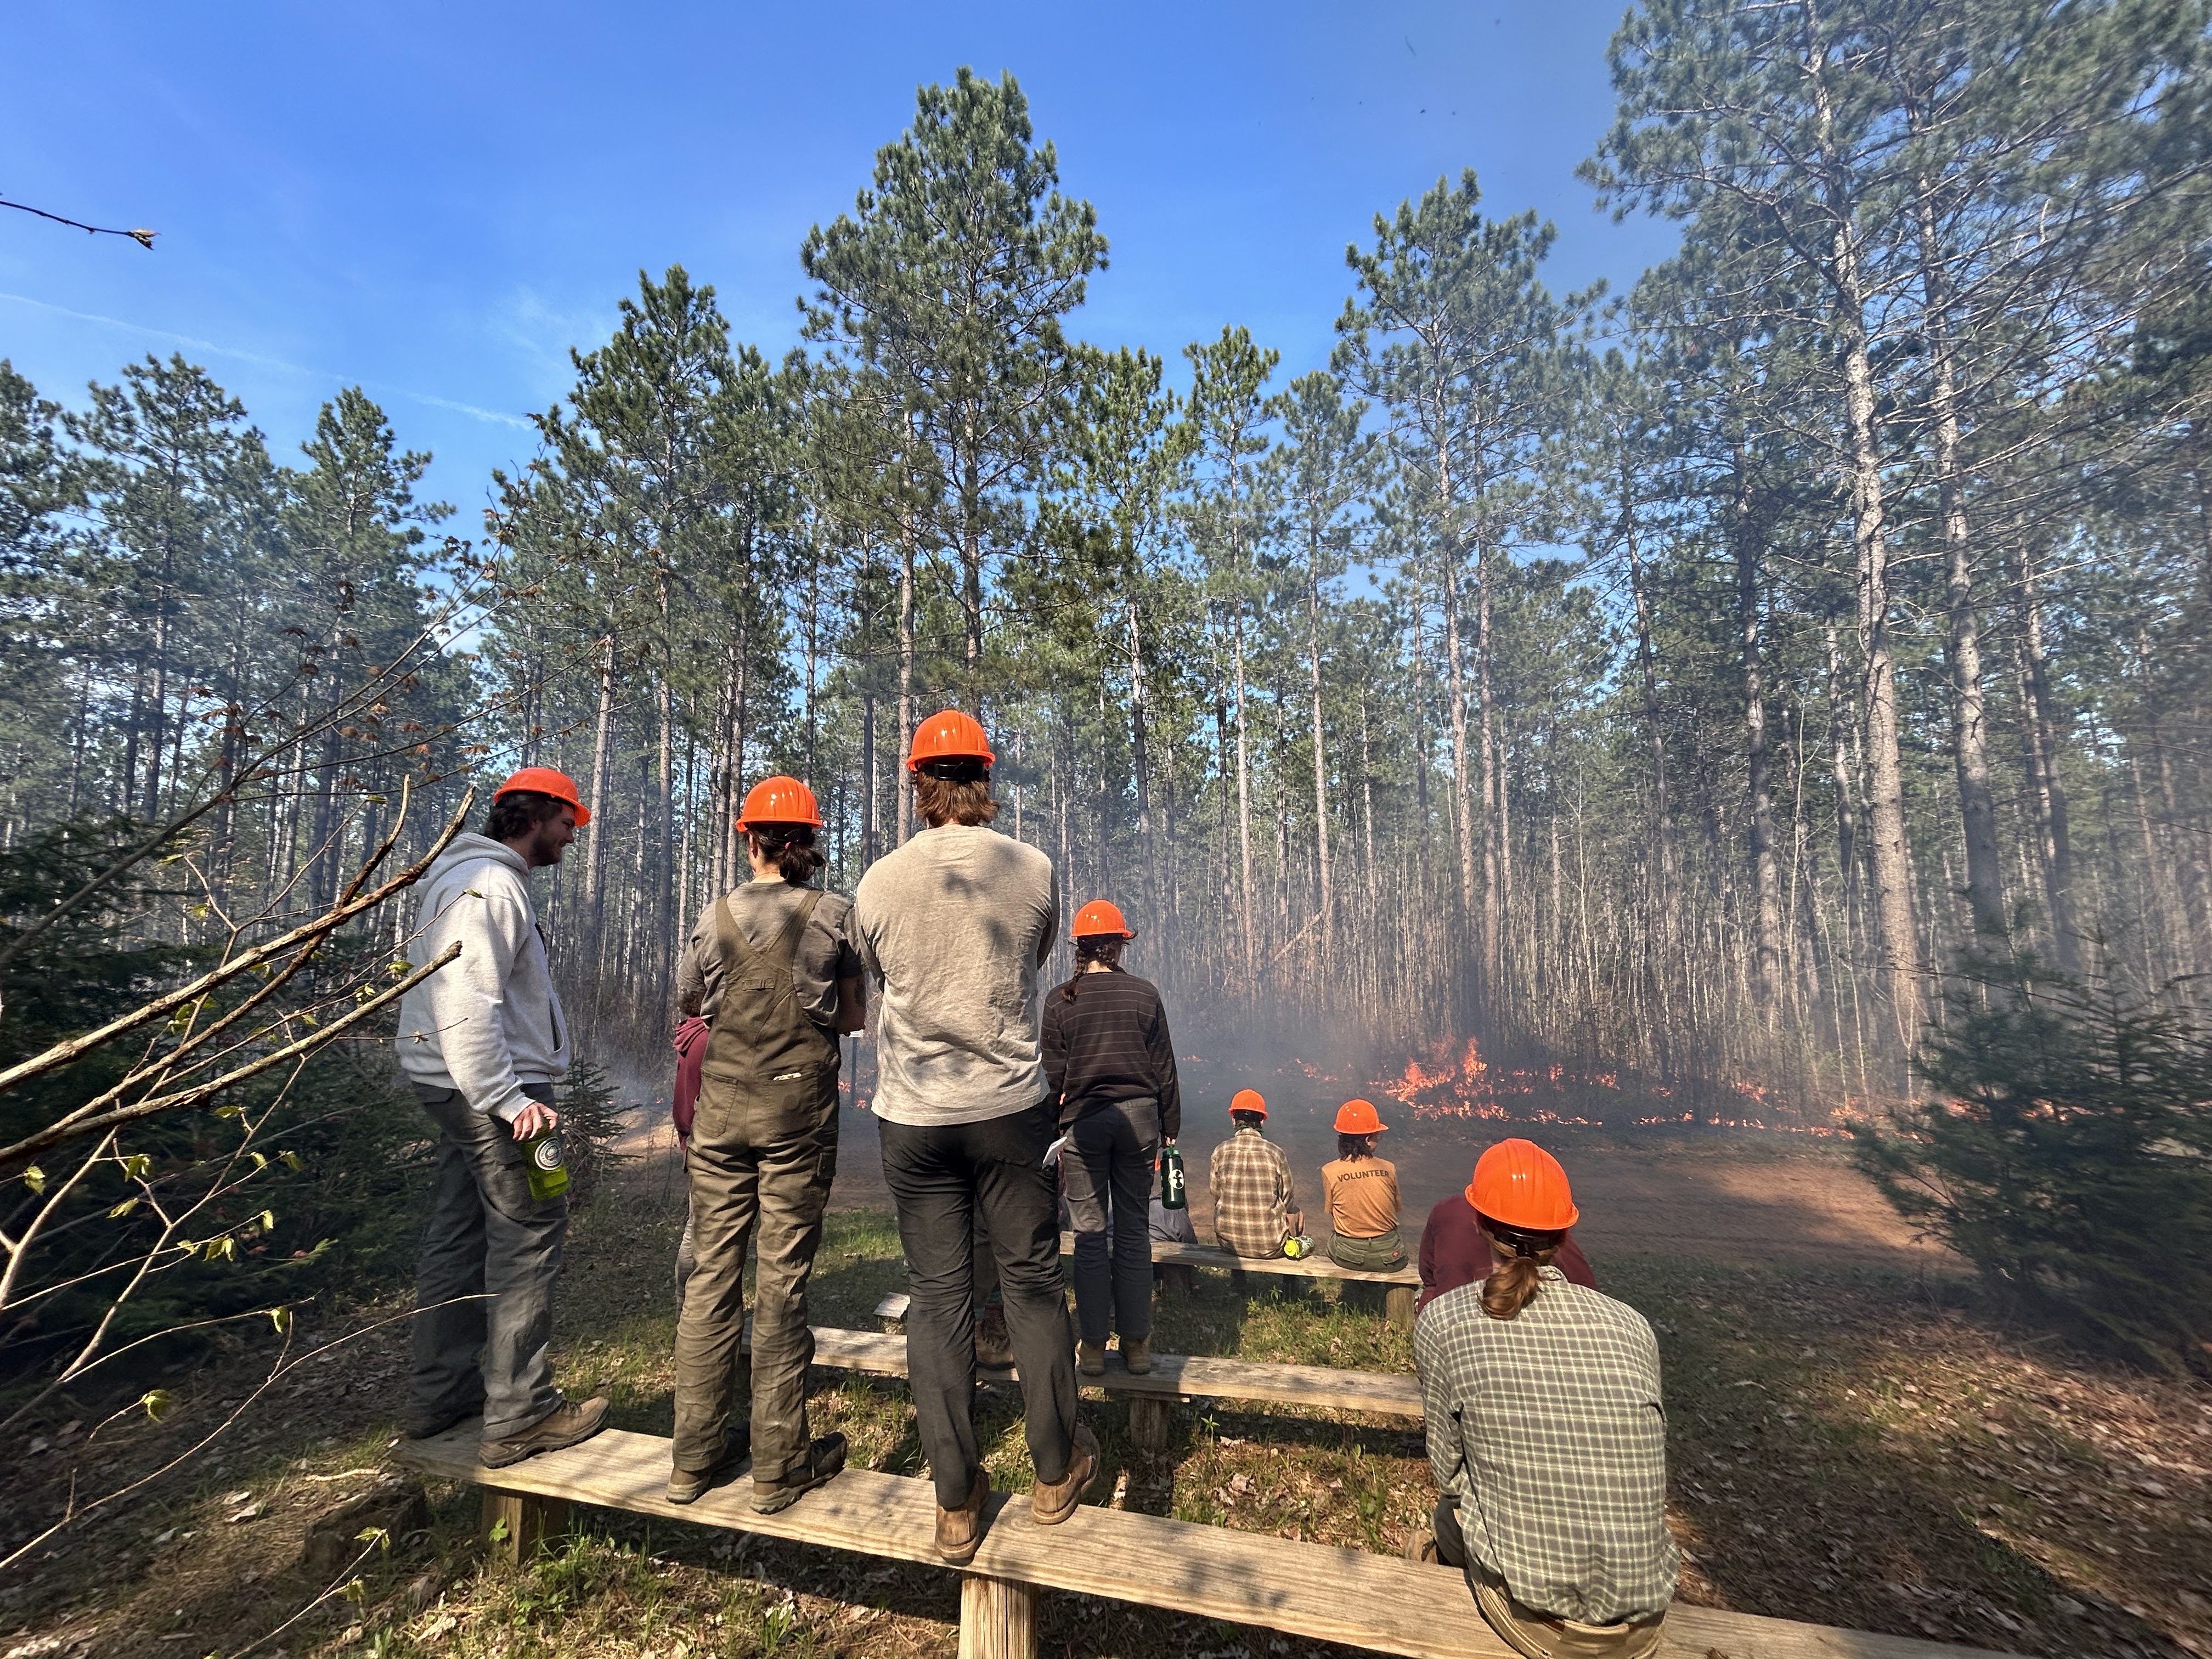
1806, 1, 1920, 1041
896, 520, 916, 845
1734, 449, 1783, 1012
583, 634, 617, 969
1306, 544, 1333, 964
1916, 188, 2004, 945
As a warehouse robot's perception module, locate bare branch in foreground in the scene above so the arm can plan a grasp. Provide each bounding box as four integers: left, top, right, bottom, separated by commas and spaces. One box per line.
0, 194, 156, 247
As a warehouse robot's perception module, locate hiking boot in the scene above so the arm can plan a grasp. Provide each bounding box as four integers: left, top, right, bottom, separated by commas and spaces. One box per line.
751, 1432, 848, 1515
974, 1304, 1013, 1369
1121, 1335, 1152, 1375
665, 1425, 751, 1505
1030, 1421, 1098, 1525
1077, 1339, 1107, 1377
1404, 1530, 1440, 1566
478, 1395, 609, 1470
935, 1475, 989, 1564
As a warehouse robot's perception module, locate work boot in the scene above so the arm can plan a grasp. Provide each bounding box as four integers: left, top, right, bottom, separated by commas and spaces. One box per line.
1121, 1335, 1152, 1375
751, 1432, 848, 1515
1077, 1339, 1107, 1377
665, 1425, 751, 1505
1404, 1530, 1441, 1565
1030, 1422, 1098, 1525
935, 1475, 989, 1564
974, 1303, 1013, 1369
478, 1395, 609, 1470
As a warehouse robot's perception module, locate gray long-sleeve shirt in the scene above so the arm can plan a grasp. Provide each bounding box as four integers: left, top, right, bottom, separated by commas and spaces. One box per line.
396, 833, 568, 1122
851, 823, 1057, 1126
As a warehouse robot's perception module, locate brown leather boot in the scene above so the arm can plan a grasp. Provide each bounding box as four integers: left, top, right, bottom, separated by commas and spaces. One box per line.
974, 1303, 1013, 1369
1121, 1335, 1152, 1375
1030, 1422, 1098, 1525
935, 1476, 989, 1564
478, 1395, 609, 1470
751, 1432, 848, 1515
1077, 1339, 1107, 1376
666, 1425, 751, 1505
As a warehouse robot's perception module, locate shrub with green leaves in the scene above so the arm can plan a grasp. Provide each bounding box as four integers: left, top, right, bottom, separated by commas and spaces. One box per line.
1853, 953, 2212, 1376
1, 820, 431, 1404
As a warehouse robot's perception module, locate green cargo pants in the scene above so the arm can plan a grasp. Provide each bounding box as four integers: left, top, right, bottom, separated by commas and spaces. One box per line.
670, 1074, 838, 1485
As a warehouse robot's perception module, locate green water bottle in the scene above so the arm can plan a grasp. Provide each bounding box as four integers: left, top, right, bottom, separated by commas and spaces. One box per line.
520, 1130, 569, 1201
1160, 1143, 1186, 1210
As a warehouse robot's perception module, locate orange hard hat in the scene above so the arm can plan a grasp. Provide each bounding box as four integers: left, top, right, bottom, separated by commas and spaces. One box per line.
1229, 1088, 1267, 1119
907, 708, 995, 771
737, 775, 822, 830
1334, 1098, 1387, 1135
1468, 1138, 1579, 1232
495, 766, 590, 826
1071, 899, 1133, 939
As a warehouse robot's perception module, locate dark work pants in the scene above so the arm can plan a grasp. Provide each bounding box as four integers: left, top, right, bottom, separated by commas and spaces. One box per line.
1059, 1098, 1159, 1344
409, 1086, 565, 1438
879, 1103, 1078, 1508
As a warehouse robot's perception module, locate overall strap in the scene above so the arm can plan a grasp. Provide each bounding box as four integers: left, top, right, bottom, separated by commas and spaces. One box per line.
712, 888, 821, 979
763, 890, 822, 970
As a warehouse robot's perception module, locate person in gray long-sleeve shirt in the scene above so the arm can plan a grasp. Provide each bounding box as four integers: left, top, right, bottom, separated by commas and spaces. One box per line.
851, 710, 1090, 1565
396, 769, 608, 1470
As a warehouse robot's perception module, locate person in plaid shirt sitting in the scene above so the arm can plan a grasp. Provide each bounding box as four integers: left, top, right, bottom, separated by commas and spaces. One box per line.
1206, 1089, 1304, 1257
1410, 1139, 1677, 1659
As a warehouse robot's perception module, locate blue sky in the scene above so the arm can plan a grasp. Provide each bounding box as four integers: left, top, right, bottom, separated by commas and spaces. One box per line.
3, 1, 1680, 526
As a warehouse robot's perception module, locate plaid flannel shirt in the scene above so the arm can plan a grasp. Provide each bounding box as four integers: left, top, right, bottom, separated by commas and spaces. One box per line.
1209, 1127, 1296, 1256
1414, 1269, 1678, 1626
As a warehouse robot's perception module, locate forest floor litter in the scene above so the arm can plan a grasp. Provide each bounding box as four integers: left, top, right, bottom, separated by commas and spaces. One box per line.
2, 1127, 2205, 1659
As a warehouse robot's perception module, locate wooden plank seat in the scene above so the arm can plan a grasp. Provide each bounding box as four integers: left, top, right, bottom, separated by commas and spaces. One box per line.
809, 1324, 1420, 1449
393, 1421, 2017, 1659
876, 1233, 1421, 1328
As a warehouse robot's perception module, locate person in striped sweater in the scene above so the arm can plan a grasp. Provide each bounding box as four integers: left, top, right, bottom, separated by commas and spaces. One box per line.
1041, 899, 1183, 1378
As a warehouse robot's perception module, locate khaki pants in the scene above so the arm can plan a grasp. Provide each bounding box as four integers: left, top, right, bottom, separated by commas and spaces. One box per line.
1433, 1498, 1666, 1659
672, 1075, 838, 1485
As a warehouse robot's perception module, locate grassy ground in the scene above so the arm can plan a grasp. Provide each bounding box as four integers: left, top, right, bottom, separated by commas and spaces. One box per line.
3, 1161, 2208, 1659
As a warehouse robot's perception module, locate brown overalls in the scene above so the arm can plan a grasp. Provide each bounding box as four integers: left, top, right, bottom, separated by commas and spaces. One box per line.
670, 890, 840, 1483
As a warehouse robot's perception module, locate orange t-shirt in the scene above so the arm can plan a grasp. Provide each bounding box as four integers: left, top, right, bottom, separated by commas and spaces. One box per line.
1322, 1155, 1401, 1239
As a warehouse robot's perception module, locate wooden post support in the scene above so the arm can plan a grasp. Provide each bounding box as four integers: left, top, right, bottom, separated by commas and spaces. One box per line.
482, 1486, 571, 1566
957, 1572, 1039, 1659
1127, 1394, 1172, 1454
1385, 1285, 1416, 1330
1156, 1261, 1195, 1299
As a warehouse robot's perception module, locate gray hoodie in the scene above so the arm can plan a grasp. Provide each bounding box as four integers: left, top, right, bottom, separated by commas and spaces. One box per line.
396, 832, 569, 1122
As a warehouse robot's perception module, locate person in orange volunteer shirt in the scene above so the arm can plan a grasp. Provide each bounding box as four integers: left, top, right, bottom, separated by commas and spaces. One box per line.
1320, 1099, 1406, 1271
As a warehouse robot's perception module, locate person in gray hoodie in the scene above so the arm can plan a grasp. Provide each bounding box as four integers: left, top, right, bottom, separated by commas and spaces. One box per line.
397, 768, 608, 1468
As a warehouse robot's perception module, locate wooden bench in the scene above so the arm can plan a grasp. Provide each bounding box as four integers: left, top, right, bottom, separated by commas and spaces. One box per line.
815, 1323, 1420, 1450
876, 1233, 1424, 1327
394, 1422, 2016, 1659
1146, 1237, 1422, 1324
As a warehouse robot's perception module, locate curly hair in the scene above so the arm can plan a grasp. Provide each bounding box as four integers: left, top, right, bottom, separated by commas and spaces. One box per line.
486, 789, 569, 843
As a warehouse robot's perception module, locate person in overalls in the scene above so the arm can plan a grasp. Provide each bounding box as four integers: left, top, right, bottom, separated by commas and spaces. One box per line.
667, 776, 865, 1509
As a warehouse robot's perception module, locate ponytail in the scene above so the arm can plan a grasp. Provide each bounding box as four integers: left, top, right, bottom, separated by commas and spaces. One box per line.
1061, 933, 1125, 1002
749, 826, 825, 887
1477, 1217, 1564, 1321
